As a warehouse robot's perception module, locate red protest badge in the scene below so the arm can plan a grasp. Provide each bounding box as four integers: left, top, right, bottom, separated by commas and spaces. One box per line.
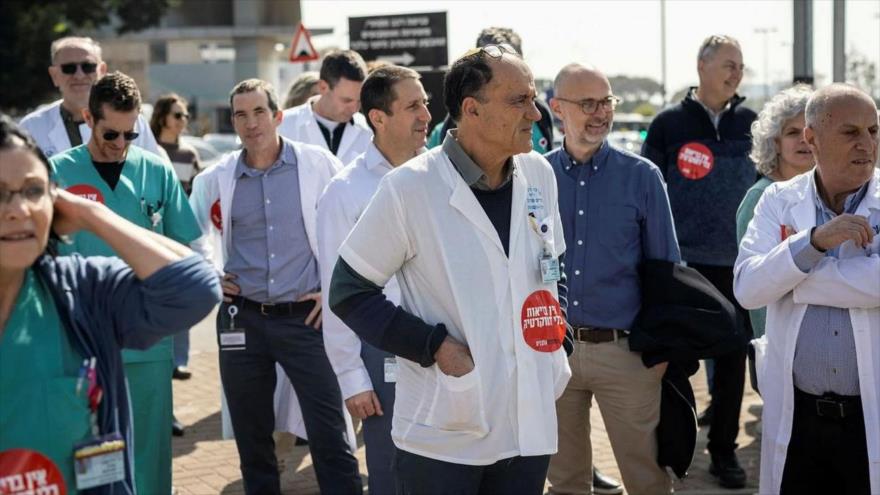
210, 199, 222, 231
676, 142, 715, 180
520, 290, 566, 352
66, 184, 105, 204
0, 449, 67, 495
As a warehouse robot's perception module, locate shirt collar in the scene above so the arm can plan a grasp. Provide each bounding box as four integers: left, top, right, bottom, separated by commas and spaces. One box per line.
811, 168, 870, 216
559, 139, 610, 170
58, 104, 83, 124
236, 137, 296, 177
364, 141, 393, 171
442, 129, 514, 190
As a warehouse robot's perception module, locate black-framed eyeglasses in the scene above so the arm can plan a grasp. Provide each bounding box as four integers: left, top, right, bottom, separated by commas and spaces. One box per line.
173, 112, 190, 120
102, 130, 140, 141
555, 95, 621, 114
0, 184, 52, 206
59, 62, 98, 75
462, 43, 519, 60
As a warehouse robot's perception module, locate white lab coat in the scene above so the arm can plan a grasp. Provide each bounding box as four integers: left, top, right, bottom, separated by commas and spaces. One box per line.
19, 99, 161, 159
317, 143, 403, 400
278, 96, 373, 166
338, 147, 572, 464
734, 168, 880, 495
189, 138, 355, 448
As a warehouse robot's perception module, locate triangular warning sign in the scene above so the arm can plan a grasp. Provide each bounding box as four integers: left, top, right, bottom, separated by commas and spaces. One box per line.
289, 23, 319, 63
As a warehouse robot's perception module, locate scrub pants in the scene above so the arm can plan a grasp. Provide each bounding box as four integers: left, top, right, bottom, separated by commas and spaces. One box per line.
361, 342, 396, 495
126, 358, 173, 495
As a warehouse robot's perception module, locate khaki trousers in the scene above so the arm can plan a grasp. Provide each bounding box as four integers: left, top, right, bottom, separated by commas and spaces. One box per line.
548, 337, 672, 495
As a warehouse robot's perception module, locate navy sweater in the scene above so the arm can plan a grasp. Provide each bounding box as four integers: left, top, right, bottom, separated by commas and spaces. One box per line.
641, 89, 757, 266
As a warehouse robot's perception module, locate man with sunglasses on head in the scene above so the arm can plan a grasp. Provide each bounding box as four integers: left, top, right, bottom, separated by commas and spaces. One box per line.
49, 71, 202, 495
546, 64, 679, 495
20, 36, 161, 159
329, 44, 571, 494
641, 34, 757, 489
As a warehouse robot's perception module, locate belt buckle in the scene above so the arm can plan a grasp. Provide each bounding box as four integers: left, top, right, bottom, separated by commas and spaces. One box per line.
260, 302, 275, 316
815, 398, 845, 418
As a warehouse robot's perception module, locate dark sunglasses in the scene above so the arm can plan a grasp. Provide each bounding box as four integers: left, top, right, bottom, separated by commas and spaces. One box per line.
173, 112, 190, 120
102, 130, 140, 141
59, 62, 98, 75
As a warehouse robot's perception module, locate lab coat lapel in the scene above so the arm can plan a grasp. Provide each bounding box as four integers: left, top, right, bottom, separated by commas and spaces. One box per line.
445, 157, 506, 256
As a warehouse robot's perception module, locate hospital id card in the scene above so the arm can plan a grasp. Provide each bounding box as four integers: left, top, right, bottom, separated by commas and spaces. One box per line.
384, 357, 398, 383
220, 304, 246, 351
540, 254, 560, 284
74, 433, 125, 489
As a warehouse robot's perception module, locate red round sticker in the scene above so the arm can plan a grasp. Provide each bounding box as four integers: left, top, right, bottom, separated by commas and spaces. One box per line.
210, 199, 222, 231
66, 184, 105, 204
0, 449, 67, 495
676, 142, 715, 180
520, 290, 566, 352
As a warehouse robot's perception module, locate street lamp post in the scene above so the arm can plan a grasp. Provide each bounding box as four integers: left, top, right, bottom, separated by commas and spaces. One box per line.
755, 27, 777, 101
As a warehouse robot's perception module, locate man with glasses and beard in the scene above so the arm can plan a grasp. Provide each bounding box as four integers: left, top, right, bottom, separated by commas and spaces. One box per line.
20, 36, 160, 159
49, 71, 202, 495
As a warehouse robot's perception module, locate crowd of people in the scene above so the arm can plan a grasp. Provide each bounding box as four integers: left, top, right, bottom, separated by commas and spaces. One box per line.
0, 24, 877, 495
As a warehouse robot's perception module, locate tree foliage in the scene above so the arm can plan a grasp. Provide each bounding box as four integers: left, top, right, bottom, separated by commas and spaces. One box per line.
0, 0, 171, 115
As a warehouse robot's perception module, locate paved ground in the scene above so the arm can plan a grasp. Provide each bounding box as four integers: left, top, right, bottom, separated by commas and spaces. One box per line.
173, 309, 762, 494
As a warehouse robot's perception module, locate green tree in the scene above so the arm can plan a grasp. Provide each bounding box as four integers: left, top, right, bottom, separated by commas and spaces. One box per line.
0, 0, 171, 115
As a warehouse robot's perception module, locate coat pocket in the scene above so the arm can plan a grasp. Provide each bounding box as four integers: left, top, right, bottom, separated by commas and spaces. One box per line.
424, 367, 489, 436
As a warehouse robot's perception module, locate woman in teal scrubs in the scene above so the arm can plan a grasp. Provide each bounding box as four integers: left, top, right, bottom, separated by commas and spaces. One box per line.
0, 116, 221, 494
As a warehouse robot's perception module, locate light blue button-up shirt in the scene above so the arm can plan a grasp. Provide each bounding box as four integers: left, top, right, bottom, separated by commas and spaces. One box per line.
225, 139, 320, 303
789, 172, 870, 396
545, 141, 681, 330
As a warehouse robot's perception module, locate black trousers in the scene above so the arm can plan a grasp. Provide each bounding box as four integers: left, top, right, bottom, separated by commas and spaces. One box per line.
218, 301, 362, 495
780, 389, 870, 494
394, 450, 550, 495
689, 263, 751, 455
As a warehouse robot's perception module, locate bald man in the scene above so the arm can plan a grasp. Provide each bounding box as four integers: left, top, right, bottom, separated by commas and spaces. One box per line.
545, 64, 679, 495
735, 84, 880, 495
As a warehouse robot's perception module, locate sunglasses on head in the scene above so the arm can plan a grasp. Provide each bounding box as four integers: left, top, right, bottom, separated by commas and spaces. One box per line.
173, 112, 190, 120
102, 130, 140, 141
59, 62, 98, 75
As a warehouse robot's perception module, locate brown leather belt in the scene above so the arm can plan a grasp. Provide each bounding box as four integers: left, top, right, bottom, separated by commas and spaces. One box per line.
572, 327, 627, 343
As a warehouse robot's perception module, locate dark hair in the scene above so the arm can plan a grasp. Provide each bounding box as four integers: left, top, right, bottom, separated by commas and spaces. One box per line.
443, 53, 494, 123
0, 114, 53, 179
476, 27, 522, 54
229, 79, 280, 114
88, 71, 141, 122
150, 93, 188, 138
320, 50, 367, 88
361, 66, 421, 132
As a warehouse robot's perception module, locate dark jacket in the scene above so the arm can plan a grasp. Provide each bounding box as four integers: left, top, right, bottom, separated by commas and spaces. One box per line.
629, 259, 748, 478
35, 254, 221, 494
641, 89, 757, 266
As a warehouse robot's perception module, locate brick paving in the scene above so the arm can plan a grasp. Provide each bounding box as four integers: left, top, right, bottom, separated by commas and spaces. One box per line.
173, 311, 762, 494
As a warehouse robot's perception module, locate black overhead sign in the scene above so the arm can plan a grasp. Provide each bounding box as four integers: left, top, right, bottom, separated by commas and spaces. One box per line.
349, 12, 448, 68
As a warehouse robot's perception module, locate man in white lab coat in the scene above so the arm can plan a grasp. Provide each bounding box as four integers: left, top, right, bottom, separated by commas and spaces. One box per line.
317, 64, 431, 495
734, 83, 880, 495
329, 45, 572, 494
19, 36, 160, 159
279, 50, 372, 165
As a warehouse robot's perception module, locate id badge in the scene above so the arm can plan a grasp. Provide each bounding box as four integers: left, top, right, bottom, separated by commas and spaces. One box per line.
540, 254, 561, 284
73, 433, 125, 490
220, 305, 246, 351
384, 357, 398, 383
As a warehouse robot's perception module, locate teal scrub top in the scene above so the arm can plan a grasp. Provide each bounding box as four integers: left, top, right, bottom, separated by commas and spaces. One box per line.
0, 269, 90, 492
51, 144, 202, 363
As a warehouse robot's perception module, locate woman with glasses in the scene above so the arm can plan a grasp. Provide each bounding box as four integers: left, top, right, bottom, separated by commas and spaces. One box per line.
150, 93, 202, 195
0, 115, 220, 493
736, 84, 813, 339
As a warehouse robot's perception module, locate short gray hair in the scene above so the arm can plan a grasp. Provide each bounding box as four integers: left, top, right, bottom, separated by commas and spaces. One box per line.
50, 36, 102, 63
749, 84, 812, 176
697, 35, 740, 63
805, 83, 872, 130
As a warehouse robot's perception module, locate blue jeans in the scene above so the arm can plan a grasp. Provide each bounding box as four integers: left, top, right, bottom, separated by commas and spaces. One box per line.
173, 329, 189, 367
217, 301, 362, 495
394, 450, 550, 495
